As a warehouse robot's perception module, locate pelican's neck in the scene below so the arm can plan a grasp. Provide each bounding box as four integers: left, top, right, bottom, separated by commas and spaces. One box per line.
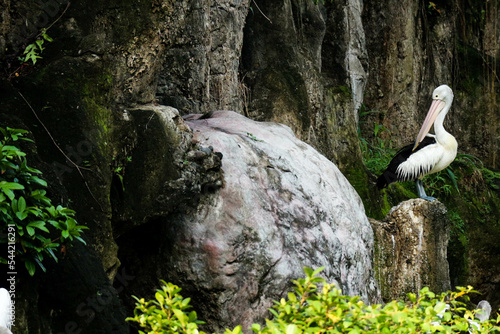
433, 102, 452, 141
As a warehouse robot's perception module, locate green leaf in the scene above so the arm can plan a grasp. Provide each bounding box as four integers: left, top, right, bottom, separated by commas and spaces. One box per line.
15, 210, 28, 221
10, 198, 18, 211
74, 236, 87, 245
30, 176, 48, 187
18, 196, 26, 212
434, 301, 447, 314
312, 266, 325, 277
23, 44, 36, 54
231, 326, 242, 334
446, 168, 459, 192
2, 188, 11, 201
26, 226, 35, 236
30, 189, 47, 197
188, 310, 198, 323
421, 323, 431, 332
47, 206, 57, 217
43, 34, 53, 42
6, 127, 29, 135
34, 257, 47, 272
251, 324, 261, 333
41, 29, 53, 42
2, 145, 25, 154
58, 206, 76, 215
182, 297, 191, 307
0, 181, 25, 190
25, 260, 36, 276
24, 50, 42, 65
303, 267, 313, 277
155, 292, 164, 305
35, 39, 45, 51
25, 164, 42, 174
348, 328, 361, 334
172, 308, 187, 324
28, 220, 50, 233
286, 324, 299, 334
47, 248, 59, 262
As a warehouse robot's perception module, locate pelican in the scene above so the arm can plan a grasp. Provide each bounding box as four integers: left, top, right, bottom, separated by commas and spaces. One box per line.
376, 85, 458, 201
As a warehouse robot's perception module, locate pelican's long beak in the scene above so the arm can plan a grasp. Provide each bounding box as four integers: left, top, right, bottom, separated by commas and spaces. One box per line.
413, 99, 446, 150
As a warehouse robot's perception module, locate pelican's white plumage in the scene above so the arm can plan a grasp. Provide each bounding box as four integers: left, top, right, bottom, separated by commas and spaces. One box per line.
395, 143, 443, 181
377, 85, 458, 200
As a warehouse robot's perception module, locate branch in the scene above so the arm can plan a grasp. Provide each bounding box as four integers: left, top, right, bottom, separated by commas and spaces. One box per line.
251, 0, 272, 24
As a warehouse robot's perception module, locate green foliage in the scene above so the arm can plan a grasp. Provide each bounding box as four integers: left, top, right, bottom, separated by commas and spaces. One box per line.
455, 154, 500, 190
358, 120, 396, 177
0, 127, 88, 275
425, 168, 459, 198
113, 156, 132, 192
426, 153, 499, 200
126, 280, 205, 334
254, 268, 500, 333
114, 166, 125, 191
20, 28, 53, 65
127, 268, 500, 334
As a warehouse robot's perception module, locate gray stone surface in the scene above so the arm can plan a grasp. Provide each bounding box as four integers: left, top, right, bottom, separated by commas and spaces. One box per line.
371, 199, 450, 302
162, 110, 380, 331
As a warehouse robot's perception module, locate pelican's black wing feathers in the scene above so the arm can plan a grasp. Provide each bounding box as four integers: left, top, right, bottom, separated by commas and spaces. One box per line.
376, 136, 436, 189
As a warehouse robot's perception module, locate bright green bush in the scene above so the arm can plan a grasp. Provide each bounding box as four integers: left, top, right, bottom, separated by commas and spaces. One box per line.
0, 127, 88, 275
128, 267, 500, 334
126, 280, 206, 334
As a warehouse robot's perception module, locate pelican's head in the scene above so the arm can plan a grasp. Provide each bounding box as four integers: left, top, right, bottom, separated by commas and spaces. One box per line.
413, 84, 454, 150
432, 85, 454, 103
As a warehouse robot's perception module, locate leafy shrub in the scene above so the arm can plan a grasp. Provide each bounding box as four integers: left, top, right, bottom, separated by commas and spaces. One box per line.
128, 267, 500, 334
358, 117, 396, 178
425, 168, 458, 198
126, 281, 206, 334
0, 127, 88, 275
252, 268, 500, 333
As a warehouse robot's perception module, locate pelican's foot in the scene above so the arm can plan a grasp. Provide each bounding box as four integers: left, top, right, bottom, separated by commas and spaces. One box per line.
415, 180, 436, 202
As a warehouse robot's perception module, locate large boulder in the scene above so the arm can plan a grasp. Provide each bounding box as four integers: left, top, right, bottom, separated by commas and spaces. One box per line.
153, 110, 380, 332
